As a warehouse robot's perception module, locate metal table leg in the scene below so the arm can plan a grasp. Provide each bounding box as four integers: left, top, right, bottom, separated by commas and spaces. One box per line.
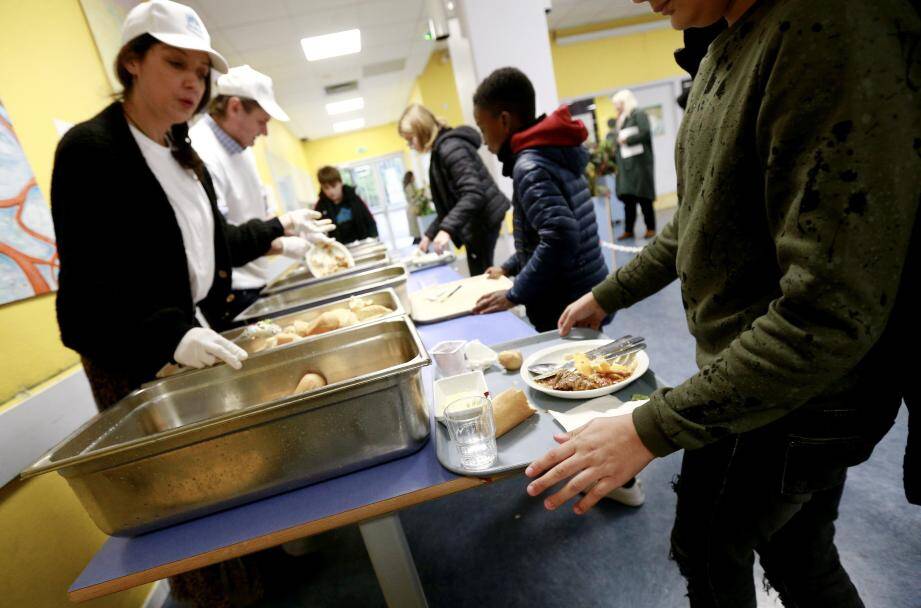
358, 513, 428, 608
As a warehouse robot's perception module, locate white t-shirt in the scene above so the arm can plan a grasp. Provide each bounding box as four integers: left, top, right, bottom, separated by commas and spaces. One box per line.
191, 116, 272, 290
129, 123, 215, 304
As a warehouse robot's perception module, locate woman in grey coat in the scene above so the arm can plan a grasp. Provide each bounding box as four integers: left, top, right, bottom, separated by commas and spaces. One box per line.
612, 89, 656, 239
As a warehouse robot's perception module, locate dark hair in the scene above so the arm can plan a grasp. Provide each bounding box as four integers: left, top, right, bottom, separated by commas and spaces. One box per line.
403, 171, 414, 187
209, 95, 262, 118
317, 166, 342, 186
115, 34, 212, 181
473, 67, 536, 123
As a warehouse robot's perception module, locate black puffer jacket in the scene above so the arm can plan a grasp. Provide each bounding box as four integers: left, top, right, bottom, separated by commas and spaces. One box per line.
499, 107, 609, 327
427, 126, 509, 246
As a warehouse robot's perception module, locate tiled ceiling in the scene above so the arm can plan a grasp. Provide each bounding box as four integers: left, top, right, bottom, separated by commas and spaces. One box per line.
184, 1, 652, 140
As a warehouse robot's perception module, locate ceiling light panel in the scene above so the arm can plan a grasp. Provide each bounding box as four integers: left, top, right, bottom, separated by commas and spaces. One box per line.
301, 29, 362, 61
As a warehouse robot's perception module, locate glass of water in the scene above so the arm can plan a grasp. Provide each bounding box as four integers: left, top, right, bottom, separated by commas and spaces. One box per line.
444, 396, 497, 471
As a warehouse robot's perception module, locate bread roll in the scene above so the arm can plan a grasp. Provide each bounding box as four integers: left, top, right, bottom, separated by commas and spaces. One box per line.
353, 304, 392, 321
292, 319, 313, 337
274, 332, 298, 345
328, 308, 358, 327
295, 372, 327, 394
498, 350, 523, 371
492, 388, 536, 438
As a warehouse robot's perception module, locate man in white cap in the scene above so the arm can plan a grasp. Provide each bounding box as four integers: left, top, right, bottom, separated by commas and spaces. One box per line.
191, 65, 332, 315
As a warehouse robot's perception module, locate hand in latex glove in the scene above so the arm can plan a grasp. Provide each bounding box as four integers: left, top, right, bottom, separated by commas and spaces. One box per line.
300, 229, 334, 245
418, 236, 431, 253
276, 236, 310, 259
280, 209, 334, 236
174, 327, 248, 370
433, 230, 452, 255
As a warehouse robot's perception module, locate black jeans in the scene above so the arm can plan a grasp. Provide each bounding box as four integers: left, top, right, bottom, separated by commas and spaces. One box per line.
465, 228, 500, 276
622, 194, 656, 233
671, 426, 864, 608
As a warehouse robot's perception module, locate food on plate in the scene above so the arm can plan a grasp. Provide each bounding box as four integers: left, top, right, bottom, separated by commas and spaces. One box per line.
538, 352, 635, 391
498, 350, 523, 371
492, 388, 537, 437
294, 372, 327, 394
306, 241, 353, 277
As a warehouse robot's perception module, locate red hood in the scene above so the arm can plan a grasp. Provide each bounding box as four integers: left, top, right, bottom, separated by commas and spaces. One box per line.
510, 105, 588, 154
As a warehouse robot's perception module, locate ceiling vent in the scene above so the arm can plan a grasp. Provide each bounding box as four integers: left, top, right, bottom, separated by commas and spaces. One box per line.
324, 80, 359, 96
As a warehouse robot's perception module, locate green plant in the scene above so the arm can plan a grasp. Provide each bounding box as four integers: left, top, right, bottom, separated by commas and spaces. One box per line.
409, 186, 434, 216
585, 139, 617, 197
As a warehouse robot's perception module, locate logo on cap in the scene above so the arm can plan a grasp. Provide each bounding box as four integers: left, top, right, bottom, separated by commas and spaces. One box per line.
186, 14, 203, 36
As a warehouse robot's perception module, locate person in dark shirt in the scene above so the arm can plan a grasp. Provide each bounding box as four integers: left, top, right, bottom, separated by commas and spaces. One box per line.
313, 166, 379, 244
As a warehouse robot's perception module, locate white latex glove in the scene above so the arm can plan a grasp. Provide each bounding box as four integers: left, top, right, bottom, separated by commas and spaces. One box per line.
433, 230, 452, 255
280, 209, 335, 236
277, 236, 311, 259
174, 327, 248, 370
301, 229, 336, 245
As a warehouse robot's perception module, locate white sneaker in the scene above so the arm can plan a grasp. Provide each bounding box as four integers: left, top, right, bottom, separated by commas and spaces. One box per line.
604, 478, 645, 507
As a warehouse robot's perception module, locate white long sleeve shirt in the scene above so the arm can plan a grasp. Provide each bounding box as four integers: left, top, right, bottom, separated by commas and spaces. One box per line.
190, 115, 272, 289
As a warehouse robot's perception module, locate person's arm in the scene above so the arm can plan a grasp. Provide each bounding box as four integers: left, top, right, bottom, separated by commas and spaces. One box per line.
632, 7, 921, 456
501, 254, 521, 277
354, 194, 379, 238
435, 141, 490, 239
591, 210, 679, 313
424, 215, 442, 241
504, 167, 581, 305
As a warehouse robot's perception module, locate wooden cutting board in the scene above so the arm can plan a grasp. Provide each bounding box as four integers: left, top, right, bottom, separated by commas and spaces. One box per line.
410, 274, 513, 324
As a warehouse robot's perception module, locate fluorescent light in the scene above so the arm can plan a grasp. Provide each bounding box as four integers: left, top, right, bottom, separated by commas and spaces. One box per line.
333, 117, 365, 133
326, 97, 364, 115
301, 29, 361, 61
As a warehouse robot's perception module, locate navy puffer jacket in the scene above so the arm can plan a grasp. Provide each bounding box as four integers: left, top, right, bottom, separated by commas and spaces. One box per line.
499, 107, 609, 328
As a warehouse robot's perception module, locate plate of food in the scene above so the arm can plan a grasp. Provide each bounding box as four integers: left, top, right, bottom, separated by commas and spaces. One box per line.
305, 240, 354, 277
519, 339, 649, 400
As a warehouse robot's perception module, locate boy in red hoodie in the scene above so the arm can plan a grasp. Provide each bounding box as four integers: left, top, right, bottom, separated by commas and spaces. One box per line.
472, 67, 610, 334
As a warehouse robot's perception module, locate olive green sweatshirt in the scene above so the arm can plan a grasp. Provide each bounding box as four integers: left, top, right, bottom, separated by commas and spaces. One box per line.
592, 0, 921, 456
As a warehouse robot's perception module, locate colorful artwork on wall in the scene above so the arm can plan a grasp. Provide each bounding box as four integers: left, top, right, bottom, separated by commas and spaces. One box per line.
0, 101, 59, 305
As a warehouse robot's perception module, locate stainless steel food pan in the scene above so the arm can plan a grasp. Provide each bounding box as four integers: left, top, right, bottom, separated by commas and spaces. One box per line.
22, 318, 431, 536
236, 264, 409, 324
263, 250, 391, 295
146, 289, 406, 386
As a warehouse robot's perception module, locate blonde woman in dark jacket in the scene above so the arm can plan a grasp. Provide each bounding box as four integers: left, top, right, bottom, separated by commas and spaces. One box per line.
399, 104, 509, 275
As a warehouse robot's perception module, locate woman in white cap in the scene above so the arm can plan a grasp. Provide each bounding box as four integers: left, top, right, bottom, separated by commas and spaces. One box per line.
190, 64, 330, 317
50, 0, 327, 409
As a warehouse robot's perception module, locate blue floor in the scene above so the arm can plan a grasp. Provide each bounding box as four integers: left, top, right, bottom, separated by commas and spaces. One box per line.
167, 211, 921, 607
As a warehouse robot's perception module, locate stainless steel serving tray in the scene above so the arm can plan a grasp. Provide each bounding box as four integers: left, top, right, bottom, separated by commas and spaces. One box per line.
263, 249, 391, 296
235, 264, 410, 324
146, 289, 406, 386
22, 318, 431, 536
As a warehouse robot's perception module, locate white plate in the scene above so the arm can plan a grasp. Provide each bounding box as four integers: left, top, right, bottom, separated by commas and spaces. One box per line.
305, 241, 355, 277
519, 339, 649, 400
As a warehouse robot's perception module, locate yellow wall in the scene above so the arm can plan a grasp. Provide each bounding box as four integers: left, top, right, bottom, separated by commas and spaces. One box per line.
0, 3, 149, 606
551, 17, 685, 101
301, 122, 410, 189
0, 0, 116, 403
414, 49, 464, 127
252, 119, 315, 214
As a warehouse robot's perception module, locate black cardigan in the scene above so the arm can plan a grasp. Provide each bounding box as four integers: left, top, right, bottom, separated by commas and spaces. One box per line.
51, 102, 283, 386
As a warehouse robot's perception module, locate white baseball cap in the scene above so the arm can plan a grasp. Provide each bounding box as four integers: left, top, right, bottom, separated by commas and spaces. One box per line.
122, 0, 229, 74
217, 65, 290, 122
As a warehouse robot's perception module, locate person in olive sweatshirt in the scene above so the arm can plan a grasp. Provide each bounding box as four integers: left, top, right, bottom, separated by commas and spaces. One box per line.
527, 1, 921, 607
